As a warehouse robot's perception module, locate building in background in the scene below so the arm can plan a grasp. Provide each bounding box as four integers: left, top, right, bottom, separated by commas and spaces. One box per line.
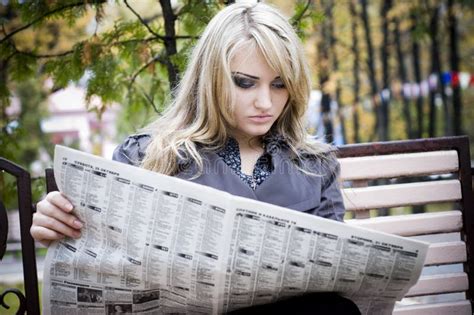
41, 84, 119, 159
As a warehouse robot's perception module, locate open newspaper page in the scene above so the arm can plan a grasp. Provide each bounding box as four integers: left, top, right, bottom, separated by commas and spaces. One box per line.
222, 197, 429, 314
44, 146, 235, 314
42, 145, 429, 314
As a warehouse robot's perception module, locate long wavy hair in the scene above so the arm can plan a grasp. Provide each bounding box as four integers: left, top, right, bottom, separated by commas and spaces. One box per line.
141, 2, 333, 176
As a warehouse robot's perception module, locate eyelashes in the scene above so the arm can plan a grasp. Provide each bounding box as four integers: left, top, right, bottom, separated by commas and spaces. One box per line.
231, 75, 286, 90
232, 76, 254, 89
272, 81, 286, 89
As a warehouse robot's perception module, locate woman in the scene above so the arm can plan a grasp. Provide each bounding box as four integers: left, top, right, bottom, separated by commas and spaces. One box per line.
31, 2, 358, 314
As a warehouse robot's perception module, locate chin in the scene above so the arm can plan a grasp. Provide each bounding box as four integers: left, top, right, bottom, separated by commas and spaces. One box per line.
248, 129, 272, 138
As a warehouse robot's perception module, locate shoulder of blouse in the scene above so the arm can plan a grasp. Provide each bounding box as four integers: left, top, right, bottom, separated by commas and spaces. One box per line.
111, 133, 198, 168
296, 150, 340, 183
112, 133, 152, 166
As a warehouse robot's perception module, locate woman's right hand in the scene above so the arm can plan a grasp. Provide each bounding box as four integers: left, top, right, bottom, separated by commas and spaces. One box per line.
30, 191, 83, 247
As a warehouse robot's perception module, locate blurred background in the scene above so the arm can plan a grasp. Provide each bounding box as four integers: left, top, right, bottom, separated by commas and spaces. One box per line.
0, 0, 473, 312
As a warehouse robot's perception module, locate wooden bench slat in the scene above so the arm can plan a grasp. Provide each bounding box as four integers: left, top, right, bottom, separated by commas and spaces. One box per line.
394, 300, 472, 315
424, 241, 466, 266
346, 211, 463, 236
405, 273, 468, 297
342, 180, 462, 210
339, 150, 459, 181
409, 232, 460, 243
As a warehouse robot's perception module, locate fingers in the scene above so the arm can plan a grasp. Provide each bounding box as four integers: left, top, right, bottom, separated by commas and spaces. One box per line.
39, 196, 83, 230
45, 191, 74, 213
31, 191, 83, 244
30, 225, 64, 245
32, 211, 82, 240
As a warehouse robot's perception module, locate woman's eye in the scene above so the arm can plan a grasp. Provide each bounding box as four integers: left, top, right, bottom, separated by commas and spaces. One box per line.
232, 76, 255, 89
272, 80, 286, 89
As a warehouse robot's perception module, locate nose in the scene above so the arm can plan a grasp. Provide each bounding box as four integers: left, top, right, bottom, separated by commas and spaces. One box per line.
254, 86, 272, 110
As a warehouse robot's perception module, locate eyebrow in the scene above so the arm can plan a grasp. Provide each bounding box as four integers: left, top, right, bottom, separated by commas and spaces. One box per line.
232, 71, 281, 81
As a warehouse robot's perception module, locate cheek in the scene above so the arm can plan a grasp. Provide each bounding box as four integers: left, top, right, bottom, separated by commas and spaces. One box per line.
275, 92, 289, 111
232, 96, 247, 121
234, 90, 254, 112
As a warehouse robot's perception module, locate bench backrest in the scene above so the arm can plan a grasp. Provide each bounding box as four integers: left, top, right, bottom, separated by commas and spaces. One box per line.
338, 136, 473, 314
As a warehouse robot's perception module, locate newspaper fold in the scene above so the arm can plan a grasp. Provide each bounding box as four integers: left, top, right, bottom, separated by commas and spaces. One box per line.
42, 145, 429, 314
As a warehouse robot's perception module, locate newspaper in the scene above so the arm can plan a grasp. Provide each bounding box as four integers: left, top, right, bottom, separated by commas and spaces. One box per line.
42, 145, 430, 314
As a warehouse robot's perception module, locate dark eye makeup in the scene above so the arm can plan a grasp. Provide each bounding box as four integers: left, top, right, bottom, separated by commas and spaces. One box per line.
271, 79, 285, 89
232, 75, 255, 89
231, 73, 286, 90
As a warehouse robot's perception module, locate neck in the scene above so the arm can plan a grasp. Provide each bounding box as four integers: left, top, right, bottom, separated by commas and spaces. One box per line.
230, 134, 265, 176
231, 134, 263, 152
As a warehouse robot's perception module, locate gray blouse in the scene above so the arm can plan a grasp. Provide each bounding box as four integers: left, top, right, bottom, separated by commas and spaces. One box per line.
112, 134, 346, 222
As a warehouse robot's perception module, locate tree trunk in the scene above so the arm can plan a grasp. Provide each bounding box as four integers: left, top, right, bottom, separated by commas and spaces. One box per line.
159, 0, 179, 90
411, 11, 424, 139
360, 0, 379, 141
327, 2, 346, 144
316, 0, 334, 143
448, 0, 462, 135
427, 4, 448, 138
393, 18, 413, 139
379, 0, 392, 140
349, 0, 360, 143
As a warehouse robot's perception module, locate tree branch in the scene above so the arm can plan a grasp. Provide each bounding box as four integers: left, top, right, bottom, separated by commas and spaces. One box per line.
292, 0, 312, 27
5, 35, 197, 60
1, 0, 198, 57
15, 48, 74, 58
124, 0, 161, 38
128, 54, 166, 90
0, 0, 107, 44
138, 85, 160, 113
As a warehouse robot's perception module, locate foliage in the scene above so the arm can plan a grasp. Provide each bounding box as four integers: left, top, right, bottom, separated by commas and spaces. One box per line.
0, 79, 51, 208
290, 0, 325, 40
1, 1, 223, 132
0, 1, 93, 207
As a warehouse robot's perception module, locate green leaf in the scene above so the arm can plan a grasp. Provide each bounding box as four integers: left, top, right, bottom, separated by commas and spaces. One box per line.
10, 54, 37, 82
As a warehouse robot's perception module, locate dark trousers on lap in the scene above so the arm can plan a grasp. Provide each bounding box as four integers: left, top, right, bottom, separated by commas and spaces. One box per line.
228, 293, 361, 315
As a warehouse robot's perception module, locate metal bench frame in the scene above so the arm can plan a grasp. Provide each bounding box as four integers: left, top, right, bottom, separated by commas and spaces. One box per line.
0, 158, 40, 315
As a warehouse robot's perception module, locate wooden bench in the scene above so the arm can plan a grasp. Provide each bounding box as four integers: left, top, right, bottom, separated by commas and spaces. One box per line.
1, 136, 472, 314
339, 136, 473, 314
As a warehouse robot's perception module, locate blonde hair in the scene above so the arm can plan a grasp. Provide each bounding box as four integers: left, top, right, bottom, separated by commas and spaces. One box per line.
141, 2, 333, 175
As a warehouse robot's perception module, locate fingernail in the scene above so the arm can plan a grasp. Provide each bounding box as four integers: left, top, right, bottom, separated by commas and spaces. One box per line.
73, 220, 83, 229
65, 203, 73, 211
74, 231, 81, 239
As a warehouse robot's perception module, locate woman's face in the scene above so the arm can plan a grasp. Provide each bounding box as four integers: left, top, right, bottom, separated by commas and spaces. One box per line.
229, 47, 289, 143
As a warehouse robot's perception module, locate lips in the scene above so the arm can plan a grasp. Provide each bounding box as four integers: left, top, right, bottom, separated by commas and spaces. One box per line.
248, 115, 273, 123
